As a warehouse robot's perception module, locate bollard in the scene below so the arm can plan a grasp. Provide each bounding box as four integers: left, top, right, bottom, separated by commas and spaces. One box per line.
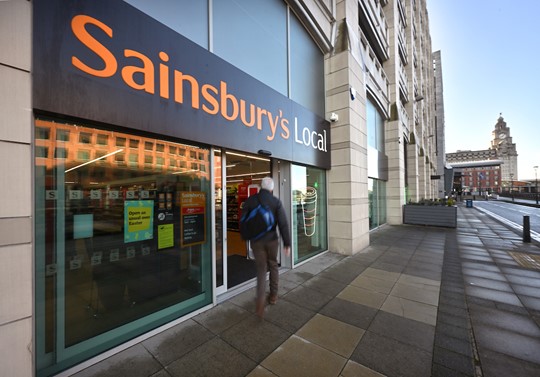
523, 215, 531, 243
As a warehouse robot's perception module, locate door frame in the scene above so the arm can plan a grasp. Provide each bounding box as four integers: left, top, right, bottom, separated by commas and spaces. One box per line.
215, 150, 286, 298
213, 148, 227, 297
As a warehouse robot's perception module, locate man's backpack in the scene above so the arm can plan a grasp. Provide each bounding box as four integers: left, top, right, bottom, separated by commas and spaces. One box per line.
239, 197, 275, 241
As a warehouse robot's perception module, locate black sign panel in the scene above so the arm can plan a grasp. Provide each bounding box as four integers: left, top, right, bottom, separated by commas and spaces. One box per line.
180, 192, 206, 247
33, 0, 331, 169
181, 213, 205, 247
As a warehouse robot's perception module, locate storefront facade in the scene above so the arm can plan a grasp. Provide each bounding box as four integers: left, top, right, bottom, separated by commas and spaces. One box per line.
0, 0, 439, 375
31, 0, 331, 375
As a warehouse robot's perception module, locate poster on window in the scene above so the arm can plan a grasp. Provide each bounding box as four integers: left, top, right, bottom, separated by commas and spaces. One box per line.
124, 200, 154, 243
180, 192, 206, 247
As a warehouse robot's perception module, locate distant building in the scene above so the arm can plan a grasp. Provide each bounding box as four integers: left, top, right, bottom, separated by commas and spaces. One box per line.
490, 115, 518, 181
446, 115, 518, 190
450, 160, 503, 194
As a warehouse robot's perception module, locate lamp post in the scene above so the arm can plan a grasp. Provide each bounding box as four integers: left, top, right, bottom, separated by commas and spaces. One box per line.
534, 166, 538, 205
510, 173, 514, 202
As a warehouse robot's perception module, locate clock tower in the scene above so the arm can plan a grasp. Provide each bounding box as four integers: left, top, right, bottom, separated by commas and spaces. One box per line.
491, 114, 518, 181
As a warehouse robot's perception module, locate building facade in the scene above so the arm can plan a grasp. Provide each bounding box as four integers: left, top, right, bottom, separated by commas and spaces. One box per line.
450, 160, 503, 195
447, 115, 518, 188
0, 0, 439, 375
433, 50, 447, 197
490, 115, 518, 182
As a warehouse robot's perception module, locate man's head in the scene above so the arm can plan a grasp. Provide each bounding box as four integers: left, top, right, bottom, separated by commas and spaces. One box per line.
261, 177, 274, 192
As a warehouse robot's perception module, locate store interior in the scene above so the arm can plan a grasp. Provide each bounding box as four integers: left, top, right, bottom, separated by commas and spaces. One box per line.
223, 151, 271, 288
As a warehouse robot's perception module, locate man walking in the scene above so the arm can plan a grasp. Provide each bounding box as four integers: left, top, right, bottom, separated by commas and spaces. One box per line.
242, 177, 291, 318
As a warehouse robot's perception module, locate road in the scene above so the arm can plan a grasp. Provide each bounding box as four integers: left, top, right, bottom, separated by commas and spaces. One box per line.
472, 200, 540, 239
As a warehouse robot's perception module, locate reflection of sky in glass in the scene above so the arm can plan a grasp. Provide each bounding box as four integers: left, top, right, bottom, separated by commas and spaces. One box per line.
291, 165, 327, 263
291, 165, 308, 200
125, 0, 208, 48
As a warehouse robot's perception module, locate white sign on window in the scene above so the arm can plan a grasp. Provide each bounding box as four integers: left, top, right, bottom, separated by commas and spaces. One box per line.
109, 248, 120, 262
46, 190, 57, 200
91, 252, 102, 266
69, 190, 83, 200
108, 190, 120, 199
90, 189, 102, 199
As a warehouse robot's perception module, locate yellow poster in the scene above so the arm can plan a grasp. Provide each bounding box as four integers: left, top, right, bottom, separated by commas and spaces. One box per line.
158, 224, 174, 249
124, 200, 154, 243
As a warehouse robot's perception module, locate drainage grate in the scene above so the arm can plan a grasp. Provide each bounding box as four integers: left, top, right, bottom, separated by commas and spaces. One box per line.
508, 252, 540, 270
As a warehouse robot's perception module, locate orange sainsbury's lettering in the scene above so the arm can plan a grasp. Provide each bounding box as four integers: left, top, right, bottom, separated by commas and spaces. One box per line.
174, 71, 200, 108
159, 52, 170, 99
201, 84, 219, 115
122, 49, 155, 94
239, 100, 256, 127
70, 14, 298, 142
220, 81, 239, 121
71, 15, 117, 77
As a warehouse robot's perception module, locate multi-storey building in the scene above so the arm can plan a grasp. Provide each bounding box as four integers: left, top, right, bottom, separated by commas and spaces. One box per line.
433, 50, 447, 197
490, 115, 518, 182
447, 115, 518, 186
450, 160, 503, 195
0, 1, 439, 375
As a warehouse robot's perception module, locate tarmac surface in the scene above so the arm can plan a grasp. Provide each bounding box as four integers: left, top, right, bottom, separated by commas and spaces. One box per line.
70, 203, 540, 377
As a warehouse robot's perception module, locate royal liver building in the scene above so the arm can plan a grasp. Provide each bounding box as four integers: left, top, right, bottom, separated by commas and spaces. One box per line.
446, 115, 519, 182
490, 115, 518, 181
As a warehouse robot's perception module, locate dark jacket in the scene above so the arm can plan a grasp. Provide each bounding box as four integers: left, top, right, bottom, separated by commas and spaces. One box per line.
241, 189, 291, 247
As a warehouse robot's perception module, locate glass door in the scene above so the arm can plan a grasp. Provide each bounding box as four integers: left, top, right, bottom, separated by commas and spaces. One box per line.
215, 150, 271, 293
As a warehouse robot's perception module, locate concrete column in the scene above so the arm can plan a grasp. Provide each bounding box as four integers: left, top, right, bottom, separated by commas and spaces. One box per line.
419, 155, 427, 199
407, 142, 419, 202
325, 3, 369, 255
0, 1, 34, 376
386, 120, 405, 224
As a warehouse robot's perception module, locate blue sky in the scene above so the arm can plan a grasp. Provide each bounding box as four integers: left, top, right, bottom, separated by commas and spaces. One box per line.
428, 0, 540, 180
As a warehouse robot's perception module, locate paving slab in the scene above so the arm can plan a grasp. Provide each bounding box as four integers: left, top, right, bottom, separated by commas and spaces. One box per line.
69, 204, 540, 377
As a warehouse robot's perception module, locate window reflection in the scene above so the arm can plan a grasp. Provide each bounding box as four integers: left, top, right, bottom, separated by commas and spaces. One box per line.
369, 178, 387, 229
35, 119, 212, 359
291, 165, 327, 263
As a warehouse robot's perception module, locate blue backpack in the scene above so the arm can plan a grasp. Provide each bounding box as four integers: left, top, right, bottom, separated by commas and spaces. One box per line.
239, 197, 275, 241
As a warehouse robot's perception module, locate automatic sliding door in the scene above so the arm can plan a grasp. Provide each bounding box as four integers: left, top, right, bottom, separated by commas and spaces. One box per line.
223, 151, 270, 289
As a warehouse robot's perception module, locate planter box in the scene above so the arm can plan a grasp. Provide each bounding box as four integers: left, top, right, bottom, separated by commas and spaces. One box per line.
403, 205, 457, 228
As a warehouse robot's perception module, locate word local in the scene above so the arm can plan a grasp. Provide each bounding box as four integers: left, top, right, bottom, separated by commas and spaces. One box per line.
294, 117, 327, 152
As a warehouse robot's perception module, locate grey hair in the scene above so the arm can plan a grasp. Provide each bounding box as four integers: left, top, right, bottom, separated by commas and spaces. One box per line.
261, 177, 274, 191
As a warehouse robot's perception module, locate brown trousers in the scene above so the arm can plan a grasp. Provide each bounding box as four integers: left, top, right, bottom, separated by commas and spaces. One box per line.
251, 238, 279, 304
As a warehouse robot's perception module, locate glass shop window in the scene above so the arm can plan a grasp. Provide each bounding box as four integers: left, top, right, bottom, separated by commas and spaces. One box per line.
291, 164, 328, 263
34, 118, 213, 376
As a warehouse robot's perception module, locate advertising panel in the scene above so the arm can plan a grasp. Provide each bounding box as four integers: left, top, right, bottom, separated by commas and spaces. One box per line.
124, 200, 154, 243
33, 0, 331, 169
180, 192, 206, 247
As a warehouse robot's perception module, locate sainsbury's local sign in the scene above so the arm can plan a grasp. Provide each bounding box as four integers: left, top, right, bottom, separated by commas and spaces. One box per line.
33, 0, 330, 169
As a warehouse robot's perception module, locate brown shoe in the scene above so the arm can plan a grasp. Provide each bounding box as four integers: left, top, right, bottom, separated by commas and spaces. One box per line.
268, 294, 278, 305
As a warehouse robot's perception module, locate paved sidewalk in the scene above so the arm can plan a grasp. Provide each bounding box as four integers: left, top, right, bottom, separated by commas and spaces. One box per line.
71, 204, 540, 377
